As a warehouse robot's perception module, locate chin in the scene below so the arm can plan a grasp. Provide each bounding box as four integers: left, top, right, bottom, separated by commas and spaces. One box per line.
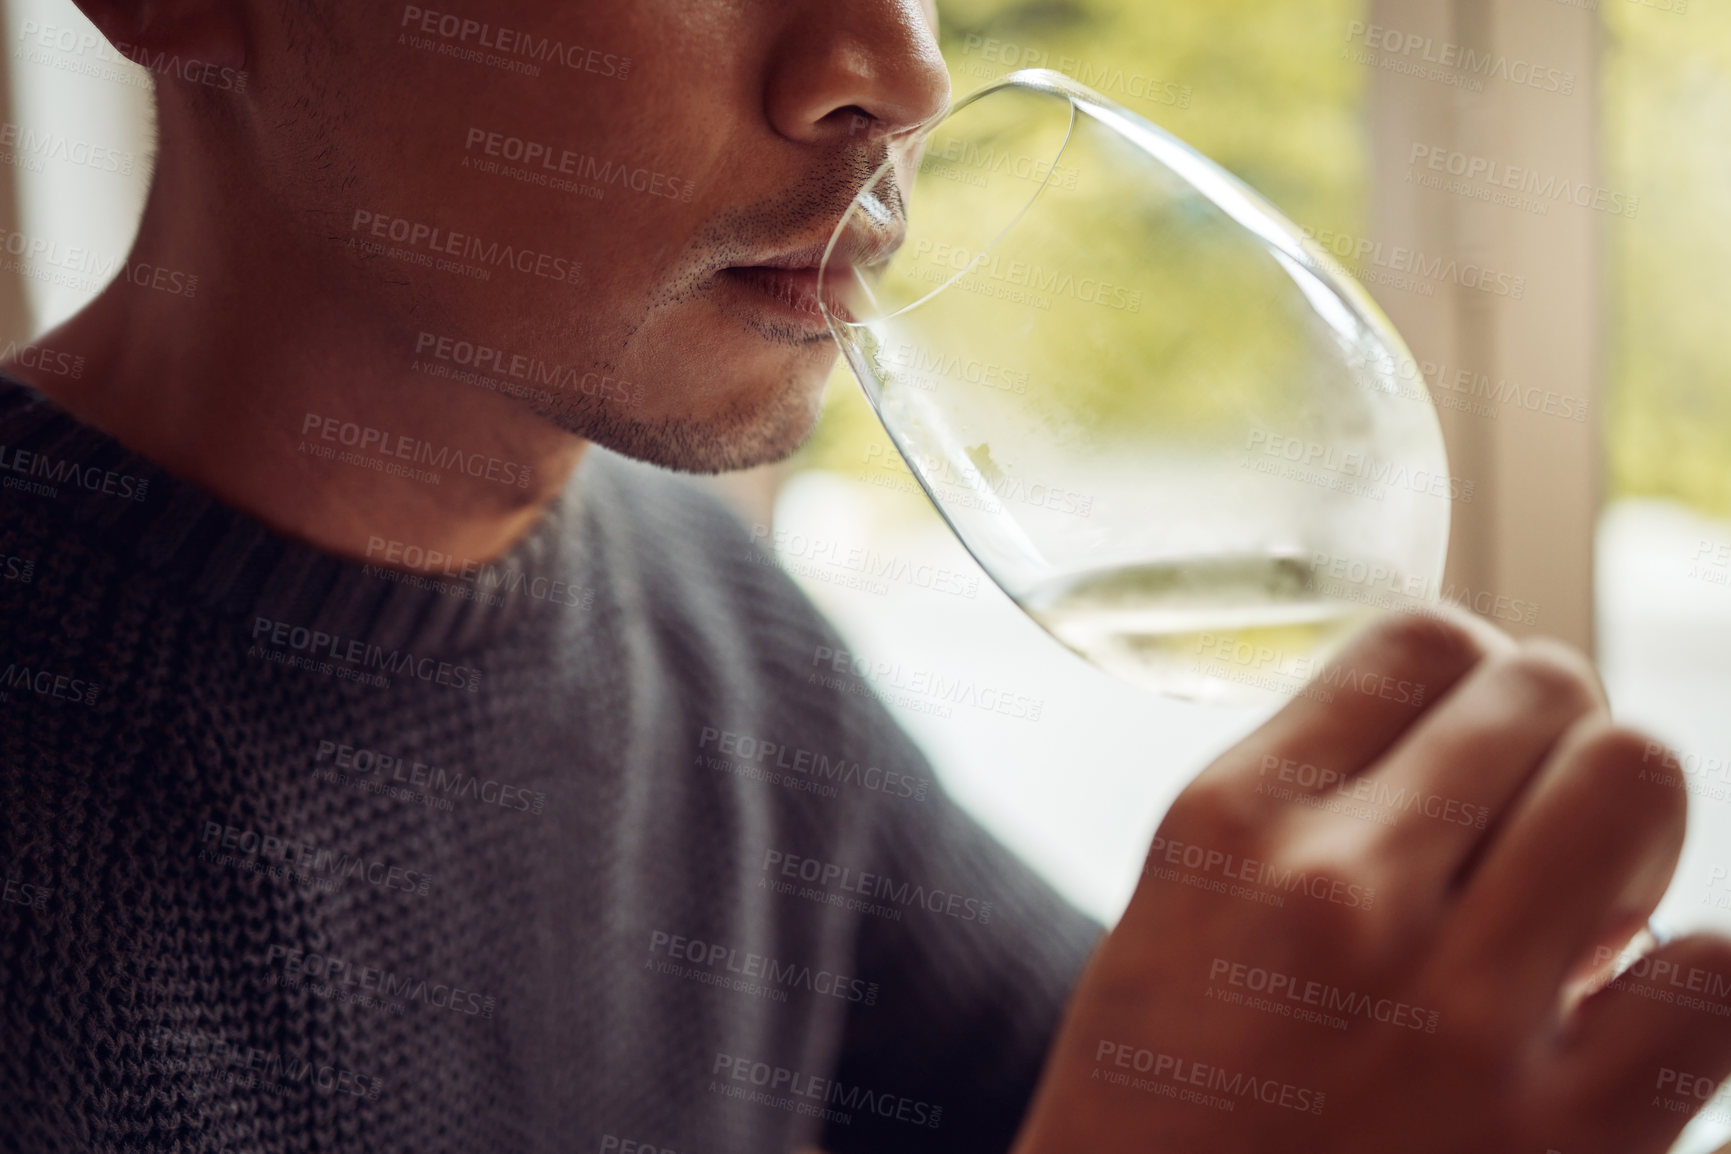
561, 358, 832, 475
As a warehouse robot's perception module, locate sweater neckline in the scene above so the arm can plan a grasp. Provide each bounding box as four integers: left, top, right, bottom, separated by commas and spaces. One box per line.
0, 372, 595, 657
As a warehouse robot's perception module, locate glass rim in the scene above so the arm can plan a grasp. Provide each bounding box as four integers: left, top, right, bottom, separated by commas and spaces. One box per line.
817, 68, 1084, 331
817, 66, 1405, 354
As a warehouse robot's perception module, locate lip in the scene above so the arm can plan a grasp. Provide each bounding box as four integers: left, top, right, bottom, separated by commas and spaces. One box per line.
721, 222, 904, 331
718, 264, 851, 332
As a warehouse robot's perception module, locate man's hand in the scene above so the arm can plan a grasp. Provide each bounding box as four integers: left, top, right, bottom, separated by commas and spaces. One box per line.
1013, 610, 1731, 1154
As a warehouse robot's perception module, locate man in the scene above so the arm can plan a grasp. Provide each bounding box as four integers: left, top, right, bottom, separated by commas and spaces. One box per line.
0, 2, 1726, 1152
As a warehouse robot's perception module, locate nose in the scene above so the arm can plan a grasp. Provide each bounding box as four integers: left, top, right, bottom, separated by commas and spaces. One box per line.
765, 0, 951, 146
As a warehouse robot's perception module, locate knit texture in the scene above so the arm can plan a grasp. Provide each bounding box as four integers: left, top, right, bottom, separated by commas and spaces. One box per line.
0, 374, 1103, 1154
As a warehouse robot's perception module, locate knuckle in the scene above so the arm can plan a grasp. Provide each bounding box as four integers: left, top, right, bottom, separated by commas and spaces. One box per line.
1359, 608, 1491, 678
1555, 722, 1685, 828
1498, 640, 1603, 712
1272, 840, 1389, 927
1165, 775, 1261, 845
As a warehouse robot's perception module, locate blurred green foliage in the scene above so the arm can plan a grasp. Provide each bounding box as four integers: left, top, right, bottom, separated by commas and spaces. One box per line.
794, 0, 1370, 478
1604, 0, 1731, 514
798, 0, 1731, 519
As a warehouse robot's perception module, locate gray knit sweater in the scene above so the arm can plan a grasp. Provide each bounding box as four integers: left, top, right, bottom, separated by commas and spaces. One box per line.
0, 374, 1102, 1154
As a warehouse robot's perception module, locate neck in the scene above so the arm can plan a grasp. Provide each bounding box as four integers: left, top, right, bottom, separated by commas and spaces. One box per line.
7, 140, 588, 573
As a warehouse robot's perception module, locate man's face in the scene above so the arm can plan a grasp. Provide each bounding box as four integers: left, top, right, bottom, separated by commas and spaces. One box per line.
253, 0, 947, 472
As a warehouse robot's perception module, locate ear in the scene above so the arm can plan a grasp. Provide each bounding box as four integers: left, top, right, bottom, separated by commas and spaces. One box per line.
71, 0, 247, 73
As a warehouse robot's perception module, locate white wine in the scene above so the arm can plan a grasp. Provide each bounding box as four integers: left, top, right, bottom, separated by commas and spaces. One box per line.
1016, 555, 1376, 704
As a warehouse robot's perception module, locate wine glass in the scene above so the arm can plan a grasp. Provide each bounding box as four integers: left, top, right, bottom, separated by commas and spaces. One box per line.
818, 68, 1452, 708
818, 70, 1700, 1154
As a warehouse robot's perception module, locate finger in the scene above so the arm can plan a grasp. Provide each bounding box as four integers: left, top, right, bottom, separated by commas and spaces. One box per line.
1433, 723, 1686, 1037
1199, 606, 1506, 800
1563, 919, 1665, 1014
1553, 934, 1731, 1152
1346, 639, 1605, 886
